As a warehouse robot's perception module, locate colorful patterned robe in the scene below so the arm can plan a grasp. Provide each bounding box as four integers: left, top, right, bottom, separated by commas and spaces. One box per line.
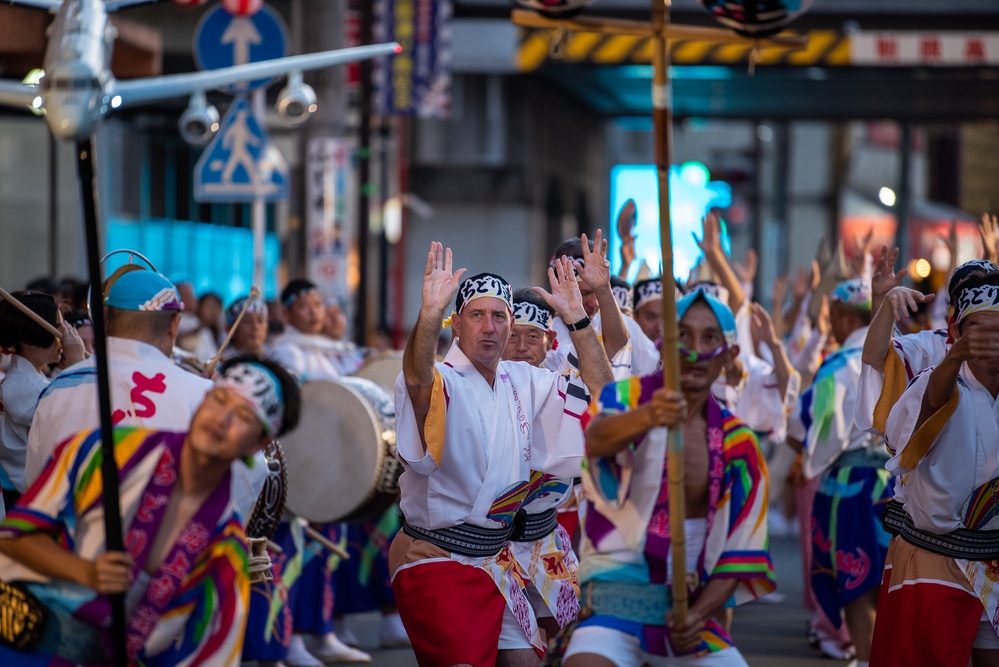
0, 427, 249, 667
577, 370, 775, 657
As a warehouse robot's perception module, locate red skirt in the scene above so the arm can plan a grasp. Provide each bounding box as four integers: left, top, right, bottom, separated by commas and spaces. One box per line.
390, 533, 507, 667
870, 536, 982, 667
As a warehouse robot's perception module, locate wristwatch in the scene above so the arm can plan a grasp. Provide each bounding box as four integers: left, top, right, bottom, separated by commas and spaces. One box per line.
565, 315, 591, 332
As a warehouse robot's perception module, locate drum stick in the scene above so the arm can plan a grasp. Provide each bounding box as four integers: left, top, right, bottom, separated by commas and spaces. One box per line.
0, 286, 62, 339
204, 286, 260, 377
301, 523, 351, 560
267, 540, 284, 555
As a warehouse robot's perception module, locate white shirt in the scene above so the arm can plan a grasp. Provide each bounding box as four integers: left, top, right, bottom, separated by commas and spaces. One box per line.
0, 355, 51, 492
855, 328, 948, 435
395, 342, 584, 531
790, 326, 877, 480
268, 326, 362, 382
886, 364, 999, 534
552, 313, 659, 380
713, 352, 798, 444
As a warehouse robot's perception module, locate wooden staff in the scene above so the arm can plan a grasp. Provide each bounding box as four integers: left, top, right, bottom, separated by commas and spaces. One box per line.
297, 519, 351, 560
0, 286, 63, 339
203, 286, 261, 377
651, 0, 688, 623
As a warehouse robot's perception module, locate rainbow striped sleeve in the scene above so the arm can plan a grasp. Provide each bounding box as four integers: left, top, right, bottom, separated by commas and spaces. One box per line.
0, 429, 96, 546
714, 415, 776, 603
581, 376, 644, 432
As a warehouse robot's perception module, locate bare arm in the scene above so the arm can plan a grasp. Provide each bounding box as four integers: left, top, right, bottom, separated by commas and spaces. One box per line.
535, 257, 613, 396
696, 212, 746, 314
863, 286, 935, 371
577, 230, 628, 361
915, 326, 999, 430
403, 243, 466, 449
585, 389, 686, 459
751, 303, 794, 400
0, 533, 134, 594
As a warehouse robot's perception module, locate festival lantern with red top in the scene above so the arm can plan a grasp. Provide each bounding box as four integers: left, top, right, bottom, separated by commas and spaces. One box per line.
698, 0, 813, 37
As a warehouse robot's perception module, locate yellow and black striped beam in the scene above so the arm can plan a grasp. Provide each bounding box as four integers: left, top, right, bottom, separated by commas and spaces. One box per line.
517, 29, 849, 72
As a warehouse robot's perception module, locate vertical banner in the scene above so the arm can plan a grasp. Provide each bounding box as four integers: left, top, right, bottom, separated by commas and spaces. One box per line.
306, 137, 355, 315
374, 0, 453, 117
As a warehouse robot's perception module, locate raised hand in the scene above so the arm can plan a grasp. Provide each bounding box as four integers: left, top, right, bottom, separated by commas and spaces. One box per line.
59, 320, 86, 365
885, 286, 935, 323
979, 213, 998, 264
694, 212, 723, 257
750, 302, 780, 348
816, 295, 831, 338
534, 256, 587, 323
576, 229, 611, 290
733, 249, 758, 286
421, 242, 467, 316
871, 245, 907, 301
849, 228, 875, 277
617, 199, 637, 271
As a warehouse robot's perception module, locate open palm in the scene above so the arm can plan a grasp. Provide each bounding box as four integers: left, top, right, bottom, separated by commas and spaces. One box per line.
422, 242, 467, 314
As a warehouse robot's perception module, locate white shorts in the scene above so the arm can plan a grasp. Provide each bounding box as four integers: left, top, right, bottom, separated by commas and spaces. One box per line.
497, 585, 554, 650
563, 624, 749, 667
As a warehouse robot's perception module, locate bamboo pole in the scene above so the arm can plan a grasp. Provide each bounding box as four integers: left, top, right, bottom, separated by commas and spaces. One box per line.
203, 285, 261, 377
0, 286, 62, 339
651, 0, 688, 623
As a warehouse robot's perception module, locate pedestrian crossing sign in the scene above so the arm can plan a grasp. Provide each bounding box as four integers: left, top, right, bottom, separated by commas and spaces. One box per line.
194, 95, 288, 202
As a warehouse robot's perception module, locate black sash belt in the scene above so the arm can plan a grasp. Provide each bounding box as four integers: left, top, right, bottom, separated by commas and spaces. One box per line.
899, 514, 999, 561
880, 499, 905, 536
404, 507, 560, 557
511, 508, 559, 543
403, 521, 510, 557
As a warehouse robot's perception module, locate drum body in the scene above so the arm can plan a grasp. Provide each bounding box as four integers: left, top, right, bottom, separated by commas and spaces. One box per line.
281, 378, 402, 524
353, 350, 403, 392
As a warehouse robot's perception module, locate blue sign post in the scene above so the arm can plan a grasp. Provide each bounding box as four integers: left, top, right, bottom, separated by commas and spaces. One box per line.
194, 95, 288, 202
194, 4, 289, 90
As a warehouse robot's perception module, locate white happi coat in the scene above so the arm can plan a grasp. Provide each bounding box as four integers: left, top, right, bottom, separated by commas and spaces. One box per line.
268, 326, 363, 382
855, 327, 948, 435
789, 327, 877, 480
552, 313, 659, 379
885, 362, 999, 636
886, 364, 999, 535
0, 355, 52, 493
713, 352, 799, 445
396, 341, 584, 531
393, 341, 585, 650
25, 337, 264, 518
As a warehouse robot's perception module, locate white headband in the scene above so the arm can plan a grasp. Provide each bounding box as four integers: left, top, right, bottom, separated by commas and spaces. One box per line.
513, 301, 552, 331
215, 362, 284, 436
955, 284, 999, 324
634, 280, 663, 311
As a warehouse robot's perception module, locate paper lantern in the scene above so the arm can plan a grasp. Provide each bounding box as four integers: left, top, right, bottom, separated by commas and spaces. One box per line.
223, 0, 264, 16
699, 0, 812, 37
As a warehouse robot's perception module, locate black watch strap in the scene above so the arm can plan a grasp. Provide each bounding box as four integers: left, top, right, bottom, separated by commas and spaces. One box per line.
565, 315, 591, 332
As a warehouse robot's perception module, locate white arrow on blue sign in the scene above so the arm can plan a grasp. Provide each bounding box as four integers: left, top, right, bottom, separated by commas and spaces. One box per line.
194, 4, 288, 91
194, 95, 288, 202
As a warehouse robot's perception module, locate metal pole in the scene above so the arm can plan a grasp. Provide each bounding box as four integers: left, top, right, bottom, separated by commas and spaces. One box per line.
652, 0, 687, 622
252, 89, 266, 290
897, 122, 912, 265
76, 137, 128, 667
355, 0, 374, 345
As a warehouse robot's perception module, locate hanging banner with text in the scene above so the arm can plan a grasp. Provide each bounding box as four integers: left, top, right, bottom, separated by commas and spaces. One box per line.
373, 0, 452, 117
306, 137, 356, 313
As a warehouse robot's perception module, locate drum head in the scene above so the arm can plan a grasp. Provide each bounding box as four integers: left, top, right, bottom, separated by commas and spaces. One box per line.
280, 380, 390, 524
354, 351, 403, 392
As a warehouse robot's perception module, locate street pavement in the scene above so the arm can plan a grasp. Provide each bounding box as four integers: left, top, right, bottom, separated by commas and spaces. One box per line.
338, 534, 840, 666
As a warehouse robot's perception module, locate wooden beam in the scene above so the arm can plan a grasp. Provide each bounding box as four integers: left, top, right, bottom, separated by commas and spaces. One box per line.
510, 9, 808, 50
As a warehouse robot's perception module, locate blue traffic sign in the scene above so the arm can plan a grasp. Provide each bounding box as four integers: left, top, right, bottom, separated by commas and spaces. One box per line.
194, 95, 288, 202
193, 4, 288, 91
